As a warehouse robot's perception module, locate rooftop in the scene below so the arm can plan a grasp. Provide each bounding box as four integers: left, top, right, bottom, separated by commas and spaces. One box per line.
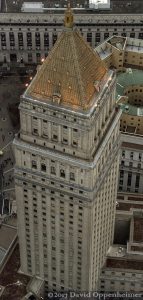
116, 69, 143, 117
122, 141, 143, 150
106, 256, 143, 270
1, 0, 143, 14
108, 36, 126, 50
0, 243, 30, 300
133, 217, 143, 243
117, 202, 143, 212
117, 69, 143, 99
27, 7, 106, 110
107, 215, 143, 267
126, 37, 143, 53
117, 193, 143, 212
0, 224, 17, 251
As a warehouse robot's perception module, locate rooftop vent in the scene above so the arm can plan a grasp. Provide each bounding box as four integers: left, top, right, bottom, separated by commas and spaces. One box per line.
52, 93, 61, 104
21, 2, 44, 13
89, 0, 110, 9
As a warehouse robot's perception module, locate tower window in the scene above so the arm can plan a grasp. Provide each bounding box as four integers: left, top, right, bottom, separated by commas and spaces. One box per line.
130, 152, 134, 159
32, 160, 37, 169
41, 163, 46, 172
62, 138, 68, 144
52, 134, 58, 141
70, 172, 75, 181
51, 166, 56, 174
33, 128, 38, 135
60, 169, 65, 178
73, 141, 78, 147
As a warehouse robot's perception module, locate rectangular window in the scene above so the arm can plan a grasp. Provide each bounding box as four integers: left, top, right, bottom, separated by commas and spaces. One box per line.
130, 152, 134, 159
127, 172, 132, 186
32, 160, 37, 169
62, 138, 68, 144
41, 163, 46, 172
33, 128, 38, 135
70, 172, 75, 181
60, 169, 65, 178
51, 166, 56, 174
73, 141, 78, 147
135, 173, 140, 188
52, 134, 58, 141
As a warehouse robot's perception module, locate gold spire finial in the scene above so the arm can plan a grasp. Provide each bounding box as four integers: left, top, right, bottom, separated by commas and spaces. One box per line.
64, 2, 73, 29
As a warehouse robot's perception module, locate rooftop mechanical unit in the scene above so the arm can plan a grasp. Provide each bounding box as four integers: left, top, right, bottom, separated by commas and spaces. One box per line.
89, 0, 110, 9
21, 2, 44, 12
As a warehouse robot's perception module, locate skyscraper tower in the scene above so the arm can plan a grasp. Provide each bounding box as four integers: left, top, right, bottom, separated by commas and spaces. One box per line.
14, 7, 121, 293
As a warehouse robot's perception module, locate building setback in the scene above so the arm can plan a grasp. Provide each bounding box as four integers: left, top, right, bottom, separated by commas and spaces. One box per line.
14, 7, 121, 293
99, 194, 143, 292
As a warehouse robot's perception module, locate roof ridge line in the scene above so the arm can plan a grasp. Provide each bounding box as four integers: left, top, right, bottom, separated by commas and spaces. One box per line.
70, 32, 86, 107
78, 30, 106, 66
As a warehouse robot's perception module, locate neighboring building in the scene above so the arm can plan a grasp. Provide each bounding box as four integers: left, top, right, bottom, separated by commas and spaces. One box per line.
0, 1, 143, 64
13, 7, 121, 293
116, 192, 143, 212
117, 70, 143, 193
0, 241, 44, 300
95, 37, 143, 194
119, 134, 143, 193
0, 216, 44, 300
0, 215, 17, 267
99, 194, 143, 293
95, 35, 143, 70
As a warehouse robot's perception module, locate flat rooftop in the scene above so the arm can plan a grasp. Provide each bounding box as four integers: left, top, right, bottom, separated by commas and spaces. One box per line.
133, 217, 143, 243
117, 192, 143, 203
0, 215, 17, 265
0, 243, 30, 300
110, 201, 143, 270
0, 224, 17, 251
117, 202, 143, 211
117, 193, 143, 212
1, 0, 143, 14
106, 256, 143, 270
122, 141, 143, 150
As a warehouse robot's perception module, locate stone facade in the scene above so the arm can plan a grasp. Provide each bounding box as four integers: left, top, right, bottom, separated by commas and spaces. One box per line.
99, 207, 143, 293
95, 36, 143, 195
119, 134, 143, 193
13, 17, 121, 292
1, 13, 143, 64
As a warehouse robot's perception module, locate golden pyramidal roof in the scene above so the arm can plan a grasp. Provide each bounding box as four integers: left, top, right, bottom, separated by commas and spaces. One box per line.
27, 7, 107, 110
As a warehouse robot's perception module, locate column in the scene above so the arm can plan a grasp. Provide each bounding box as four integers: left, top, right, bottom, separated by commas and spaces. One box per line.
139, 174, 143, 193
92, 30, 95, 48
14, 30, 18, 51
123, 171, 128, 191
131, 172, 136, 192
49, 31, 53, 50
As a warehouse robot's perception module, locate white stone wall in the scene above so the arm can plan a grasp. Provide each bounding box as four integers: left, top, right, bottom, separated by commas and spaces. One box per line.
14, 69, 121, 292
99, 268, 143, 292
118, 134, 143, 193
1, 13, 143, 63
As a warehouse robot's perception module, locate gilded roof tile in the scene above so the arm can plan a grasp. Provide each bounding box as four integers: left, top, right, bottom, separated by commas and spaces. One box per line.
27, 10, 107, 110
